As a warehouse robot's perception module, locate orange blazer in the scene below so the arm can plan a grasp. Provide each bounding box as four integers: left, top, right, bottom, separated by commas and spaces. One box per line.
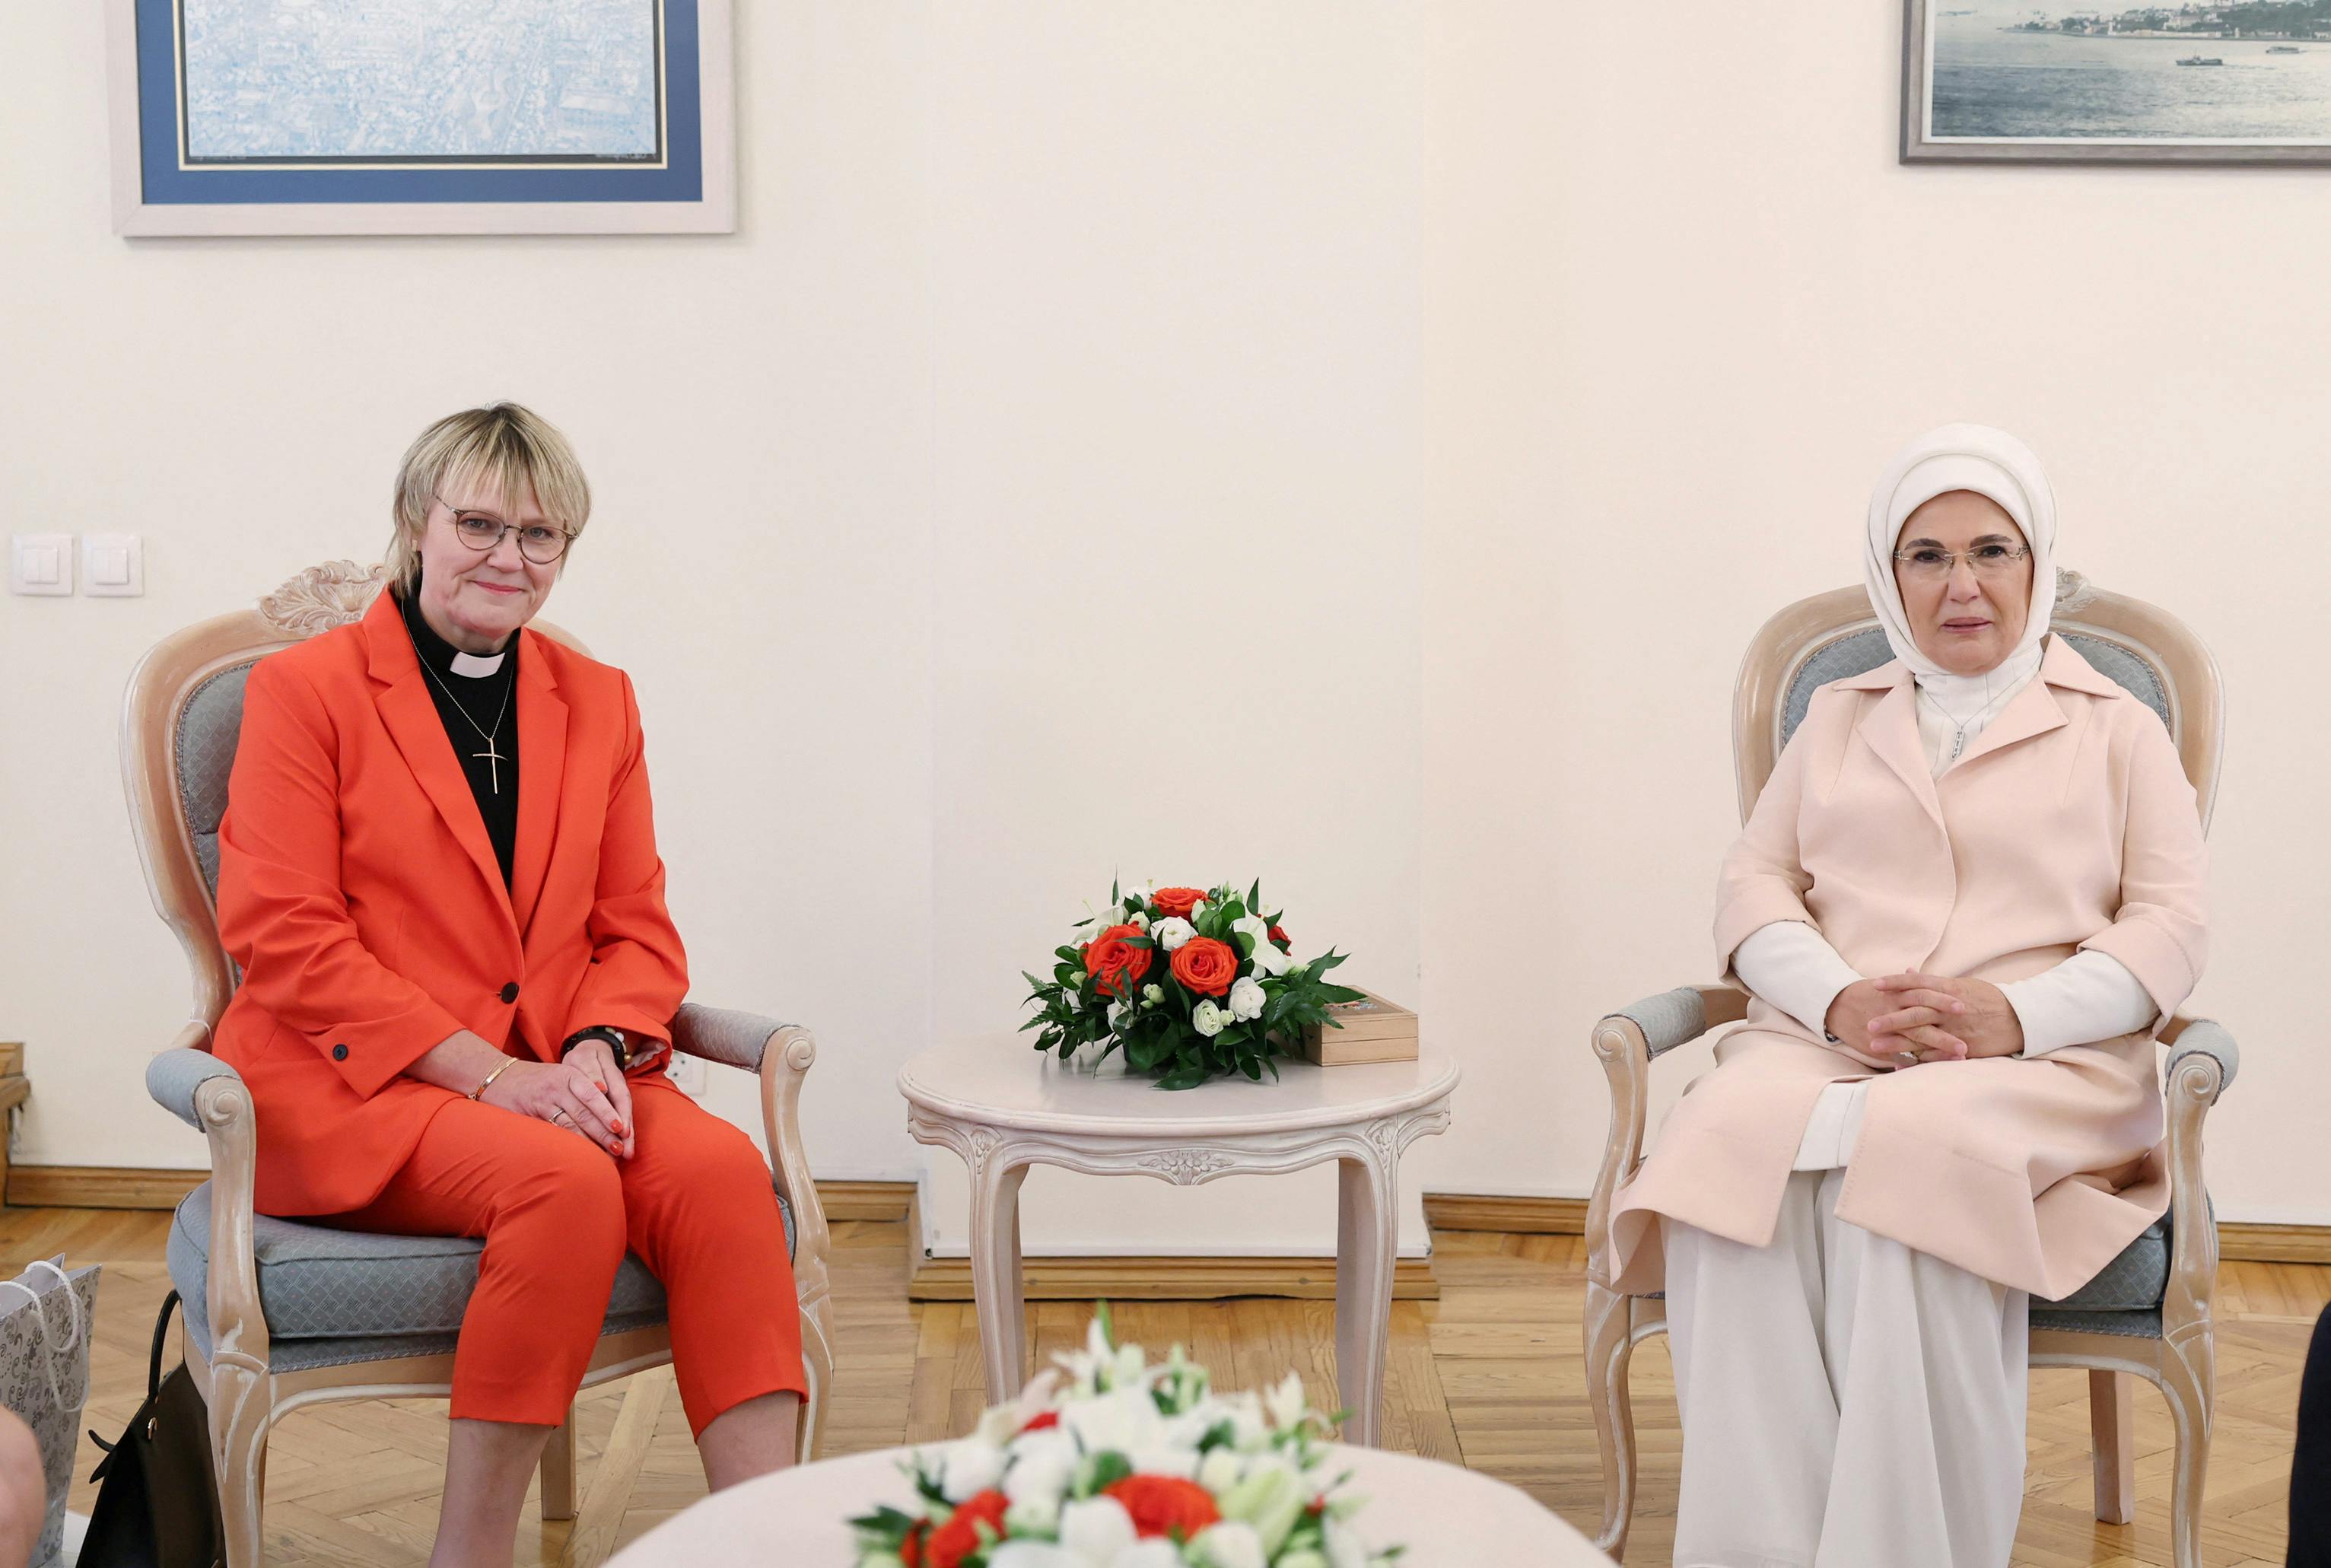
212, 590, 689, 1217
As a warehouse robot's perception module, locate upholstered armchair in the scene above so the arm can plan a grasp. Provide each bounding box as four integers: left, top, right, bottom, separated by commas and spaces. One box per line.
122, 562, 836, 1568
1581, 578, 2236, 1568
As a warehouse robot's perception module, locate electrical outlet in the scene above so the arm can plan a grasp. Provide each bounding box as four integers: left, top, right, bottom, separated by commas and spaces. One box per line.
666, 1051, 707, 1097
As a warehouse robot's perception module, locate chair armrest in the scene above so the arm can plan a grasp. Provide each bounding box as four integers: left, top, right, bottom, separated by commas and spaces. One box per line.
2163, 1016, 2238, 1096
670, 1003, 796, 1074
147, 1032, 243, 1130
1602, 983, 1747, 1059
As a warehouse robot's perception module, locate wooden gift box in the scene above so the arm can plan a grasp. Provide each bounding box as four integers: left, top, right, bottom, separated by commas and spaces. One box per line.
1297, 991, 1418, 1066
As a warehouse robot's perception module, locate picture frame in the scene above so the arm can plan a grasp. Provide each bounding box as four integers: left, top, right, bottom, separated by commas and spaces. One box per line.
1902, 1, 2331, 165
106, 0, 736, 236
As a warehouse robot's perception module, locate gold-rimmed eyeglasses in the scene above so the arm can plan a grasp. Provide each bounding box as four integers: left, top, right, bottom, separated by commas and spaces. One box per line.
1891, 542, 2030, 581
434, 493, 574, 565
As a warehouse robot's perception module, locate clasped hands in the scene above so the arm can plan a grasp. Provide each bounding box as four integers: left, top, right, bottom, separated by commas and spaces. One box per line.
478, 1039, 636, 1159
1824, 972, 2024, 1067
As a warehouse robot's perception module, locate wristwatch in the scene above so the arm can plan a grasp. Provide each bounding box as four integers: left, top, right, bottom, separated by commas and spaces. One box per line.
561, 1026, 633, 1072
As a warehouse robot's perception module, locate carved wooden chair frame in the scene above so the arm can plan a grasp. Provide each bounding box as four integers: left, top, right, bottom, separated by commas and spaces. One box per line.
1581, 577, 2234, 1567
121, 562, 837, 1567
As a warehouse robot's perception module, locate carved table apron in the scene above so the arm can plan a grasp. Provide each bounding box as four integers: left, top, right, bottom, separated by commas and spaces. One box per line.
899, 1039, 1459, 1446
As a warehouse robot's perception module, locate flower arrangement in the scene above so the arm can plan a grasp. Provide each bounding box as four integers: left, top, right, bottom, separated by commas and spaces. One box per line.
850, 1306, 1402, 1568
1022, 883, 1365, 1089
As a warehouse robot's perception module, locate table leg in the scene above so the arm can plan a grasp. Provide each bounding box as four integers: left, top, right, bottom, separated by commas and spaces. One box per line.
971, 1158, 1031, 1401
1334, 1152, 1398, 1446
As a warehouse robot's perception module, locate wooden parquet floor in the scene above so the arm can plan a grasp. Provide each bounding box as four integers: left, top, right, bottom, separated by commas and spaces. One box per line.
2, 1206, 2316, 1566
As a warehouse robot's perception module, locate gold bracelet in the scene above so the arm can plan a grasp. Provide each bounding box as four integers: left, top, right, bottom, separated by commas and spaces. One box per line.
468, 1058, 517, 1102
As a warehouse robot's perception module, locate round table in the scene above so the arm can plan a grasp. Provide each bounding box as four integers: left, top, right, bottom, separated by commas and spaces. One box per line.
606, 1442, 1607, 1565
898, 1038, 1458, 1446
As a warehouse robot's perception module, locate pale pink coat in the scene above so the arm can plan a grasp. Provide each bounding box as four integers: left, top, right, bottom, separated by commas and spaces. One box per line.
1609, 636, 2209, 1300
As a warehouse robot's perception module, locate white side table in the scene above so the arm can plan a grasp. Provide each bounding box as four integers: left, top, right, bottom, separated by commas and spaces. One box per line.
608, 1441, 1608, 1566
899, 1038, 1458, 1446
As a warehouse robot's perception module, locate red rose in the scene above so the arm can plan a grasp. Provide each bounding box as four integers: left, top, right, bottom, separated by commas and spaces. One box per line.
1104, 1474, 1223, 1539
1267, 924, 1290, 950
1083, 924, 1153, 1000
1150, 886, 1206, 918
1020, 1410, 1061, 1433
898, 1520, 927, 1566
1169, 937, 1239, 997
924, 1490, 1010, 1568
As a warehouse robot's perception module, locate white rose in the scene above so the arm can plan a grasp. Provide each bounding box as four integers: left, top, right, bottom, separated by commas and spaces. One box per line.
1227, 976, 1266, 1022
1229, 915, 1290, 977
1190, 1522, 1266, 1568
1126, 1442, 1200, 1481
940, 1436, 1006, 1501
1059, 1496, 1139, 1562
1191, 1000, 1226, 1038
1197, 1446, 1243, 1496
987, 1543, 1087, 1568
1003, 1490, 1064, 1537
1152, 917, 1197, 952
1005, 1432, 1077, 1509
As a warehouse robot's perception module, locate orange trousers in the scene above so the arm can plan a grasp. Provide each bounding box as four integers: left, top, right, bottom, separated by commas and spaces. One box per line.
332, 1073, 805, 1437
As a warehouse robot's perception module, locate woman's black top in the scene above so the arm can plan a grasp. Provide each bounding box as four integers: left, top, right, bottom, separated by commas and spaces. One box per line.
395, 584, 520, 888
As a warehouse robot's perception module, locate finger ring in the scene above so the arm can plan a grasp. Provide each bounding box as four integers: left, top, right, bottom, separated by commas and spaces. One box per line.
550, 1109, 571, 1126
1896, 1051, 1919, 1068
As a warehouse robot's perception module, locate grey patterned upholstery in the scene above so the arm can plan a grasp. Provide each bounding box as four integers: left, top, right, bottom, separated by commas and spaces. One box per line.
177, 661, 258, 903
2025, 1306, 2164, 1339
1607, 988, 1709, 1059
168, 1180, 795, 1366
1779, 628, 2173, 749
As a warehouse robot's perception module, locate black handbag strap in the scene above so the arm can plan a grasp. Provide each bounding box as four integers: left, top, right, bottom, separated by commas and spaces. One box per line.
150, 1290, 180, 1403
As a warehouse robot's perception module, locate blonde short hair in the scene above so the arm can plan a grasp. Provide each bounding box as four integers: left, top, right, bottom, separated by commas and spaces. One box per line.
385, 402, 593, 593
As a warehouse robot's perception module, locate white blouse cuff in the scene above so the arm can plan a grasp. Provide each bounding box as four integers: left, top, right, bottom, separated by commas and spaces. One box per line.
1733, 921, 1863, 1041
1999, 951, 2158, 1057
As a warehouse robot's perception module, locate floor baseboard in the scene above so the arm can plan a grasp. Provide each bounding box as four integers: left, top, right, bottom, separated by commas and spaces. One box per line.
905, 1248, 1439, 1302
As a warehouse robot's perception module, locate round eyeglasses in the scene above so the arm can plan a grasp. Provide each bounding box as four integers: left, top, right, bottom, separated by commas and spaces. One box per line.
1891, 542, 2030, 581
435, 493, 574, 565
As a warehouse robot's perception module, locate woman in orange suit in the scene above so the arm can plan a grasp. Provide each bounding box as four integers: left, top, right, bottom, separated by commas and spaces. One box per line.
212, 402, 803, 1568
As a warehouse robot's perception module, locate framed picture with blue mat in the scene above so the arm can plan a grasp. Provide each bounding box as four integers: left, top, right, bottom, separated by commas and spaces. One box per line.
106, 0, 735, 235
1903, 0, 2331, 164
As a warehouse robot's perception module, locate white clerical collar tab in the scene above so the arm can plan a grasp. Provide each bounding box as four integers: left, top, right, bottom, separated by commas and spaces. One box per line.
449, 650, 506, 678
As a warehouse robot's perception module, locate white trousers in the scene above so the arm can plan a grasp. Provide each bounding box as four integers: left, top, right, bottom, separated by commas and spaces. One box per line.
1665, 1168, 2030, 1568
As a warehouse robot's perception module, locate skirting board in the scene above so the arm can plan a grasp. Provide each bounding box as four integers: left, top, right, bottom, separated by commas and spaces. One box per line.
906, 1252, 1440, 1303
1421, 1192, 2331, 1268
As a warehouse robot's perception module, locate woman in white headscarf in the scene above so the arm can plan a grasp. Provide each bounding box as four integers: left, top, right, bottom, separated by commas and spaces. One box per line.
1607, 425, 2209, 1568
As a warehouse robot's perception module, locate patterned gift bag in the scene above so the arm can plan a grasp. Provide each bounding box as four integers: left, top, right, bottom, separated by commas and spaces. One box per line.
0, 1258, 101, 1568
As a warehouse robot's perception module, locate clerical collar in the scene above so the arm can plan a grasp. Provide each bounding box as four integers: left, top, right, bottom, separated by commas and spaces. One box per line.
397, 584, 514, 681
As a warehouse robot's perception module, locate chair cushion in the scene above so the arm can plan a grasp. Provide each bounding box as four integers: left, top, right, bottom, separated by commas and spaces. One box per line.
2038, 1212, 2169, 1312
168, 1178, 796, 1344
1779, 626, 2173, 749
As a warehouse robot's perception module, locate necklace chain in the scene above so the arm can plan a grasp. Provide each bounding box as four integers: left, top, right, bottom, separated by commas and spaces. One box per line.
415, 654, 515, 792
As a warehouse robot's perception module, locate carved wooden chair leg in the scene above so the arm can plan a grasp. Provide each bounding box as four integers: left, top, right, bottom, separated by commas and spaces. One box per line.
797, 1299, 836, 1461
2158, 1341, 2214, 1568
209, 1361, 271, 1568
2086, 1369, 2135, 1525
1585, 1280, 1641, 1561
540, 1405, 580, 1522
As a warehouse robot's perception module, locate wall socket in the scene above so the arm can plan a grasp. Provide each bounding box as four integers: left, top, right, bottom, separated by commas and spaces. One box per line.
666, 1051, 708, 1097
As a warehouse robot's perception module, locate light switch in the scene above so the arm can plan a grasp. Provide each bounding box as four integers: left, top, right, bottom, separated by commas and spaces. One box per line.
82, 533, 144, 597
9, 533, 74, 596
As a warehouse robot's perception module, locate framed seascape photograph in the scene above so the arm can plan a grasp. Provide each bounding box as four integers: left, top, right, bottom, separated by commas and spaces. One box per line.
1903, 2, 2331, 164
106, 0, 735, 235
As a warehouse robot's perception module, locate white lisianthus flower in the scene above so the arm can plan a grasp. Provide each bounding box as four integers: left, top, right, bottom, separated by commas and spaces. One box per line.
1191, 1000, 1226, 1038
986, 1543, 1086, 1568
1058, 1496, 1139, 1562
1229, 916, 1291, 977
1262, 1371, 1308, 1433
1107, 1001, 1126, 1030
1196, 1447, 1243, 1496
1190, 1521, 1267, 1568
1065, 1386, 1165, 1455
1003, 1490, 1064, 1537
1322, 1516, 1371, 1568
1125, 1442, 1201, 1481
940, 1436, 1006, 1501
1110, 1542, 1185, 1568
1141, 984, 1164, 1007
1130, 911, 1151, 931
1121, 884, 1153, 905
1226, 976, 1266, 1022
1005, 1431, 1078, 1513
1152, 917, 1197, 953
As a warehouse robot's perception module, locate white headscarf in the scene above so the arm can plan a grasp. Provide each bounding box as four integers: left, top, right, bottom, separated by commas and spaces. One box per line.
1863, 423, 2056, 682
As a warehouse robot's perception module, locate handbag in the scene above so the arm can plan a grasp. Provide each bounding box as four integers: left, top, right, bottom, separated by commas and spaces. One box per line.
0, 1258, 100, 1568
81, 1291, 223, 1568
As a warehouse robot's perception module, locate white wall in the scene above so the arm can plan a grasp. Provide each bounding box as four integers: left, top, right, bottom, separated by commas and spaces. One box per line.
1415, 2, 2331, 1223
6, 2, 2326, 1245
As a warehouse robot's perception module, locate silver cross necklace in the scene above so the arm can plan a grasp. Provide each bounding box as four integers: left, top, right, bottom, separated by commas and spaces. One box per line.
417, 654, 515, 794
